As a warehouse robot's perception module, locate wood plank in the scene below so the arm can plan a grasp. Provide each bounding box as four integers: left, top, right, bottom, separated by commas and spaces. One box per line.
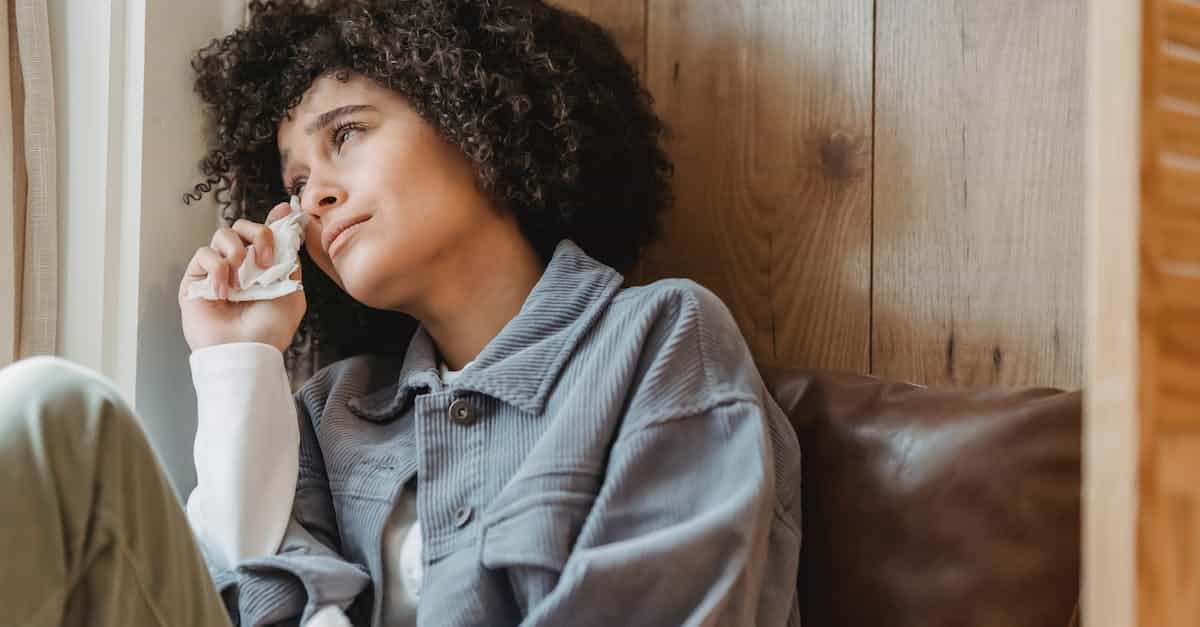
1166, 1, 1200, 50
1163, 48, 1200, 105
1160, 107, 1200, 157
1145, 433, 1200, 626
1147, 214, 1200, 264
1082, 0, 1140, 608
640, 0, 873, 372
1147, 270, 1200, 311
1160, 162, 1200, 217
1149, 308, 1200, 429
874, 0, 1085, 388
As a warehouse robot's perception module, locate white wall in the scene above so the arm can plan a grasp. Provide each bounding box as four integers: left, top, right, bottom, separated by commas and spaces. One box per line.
48, 0, 245, 496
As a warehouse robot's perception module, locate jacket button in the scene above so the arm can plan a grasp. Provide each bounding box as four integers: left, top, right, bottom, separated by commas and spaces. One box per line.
448, 398, 475, 425
454, 505, 474, 528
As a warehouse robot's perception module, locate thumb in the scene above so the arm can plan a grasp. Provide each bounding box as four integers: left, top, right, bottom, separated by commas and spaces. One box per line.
266, 201, 293, 225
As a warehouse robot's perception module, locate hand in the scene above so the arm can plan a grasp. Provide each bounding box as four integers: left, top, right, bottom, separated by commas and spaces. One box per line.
179, 202, 307, 353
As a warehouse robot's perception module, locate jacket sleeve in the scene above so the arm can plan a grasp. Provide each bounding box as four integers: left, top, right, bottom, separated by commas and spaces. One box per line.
187, 343, 369, 626
520, 396, 777, 627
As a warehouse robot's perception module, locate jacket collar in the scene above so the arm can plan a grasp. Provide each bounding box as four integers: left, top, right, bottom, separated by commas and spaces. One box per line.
347, 239, 624, 421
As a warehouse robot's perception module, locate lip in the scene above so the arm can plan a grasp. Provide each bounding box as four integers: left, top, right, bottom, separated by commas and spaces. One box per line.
324, 215, 371, 257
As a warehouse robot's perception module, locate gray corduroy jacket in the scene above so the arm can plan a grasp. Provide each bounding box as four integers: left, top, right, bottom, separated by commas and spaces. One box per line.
204, 238, 802, 627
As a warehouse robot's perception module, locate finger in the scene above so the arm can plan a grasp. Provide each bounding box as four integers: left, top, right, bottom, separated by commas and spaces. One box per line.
266, 201, 292, 225
184, 247, 234, 300
232, 217, 277, 268
210, 228, 247, 288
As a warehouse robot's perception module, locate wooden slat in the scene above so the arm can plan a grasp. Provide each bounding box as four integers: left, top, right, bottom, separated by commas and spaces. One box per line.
1160, 162, 1200, 217
1160, 107, 1200, 157
1147, 215, 1200, 263
638, 0, 873, 371
1144, 217, 1200, 431
1166, 1, 1200, 50
1155, 393, 1200, 432
1162, 49, 1200, 105
1148, 309, 1200, 429
874, 0, 1085, 388
1149, 434, 1200, 626
1143, 268, 1200, 316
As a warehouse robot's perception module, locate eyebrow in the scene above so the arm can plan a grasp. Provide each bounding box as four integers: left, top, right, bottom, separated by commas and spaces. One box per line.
280, 104, 378, 178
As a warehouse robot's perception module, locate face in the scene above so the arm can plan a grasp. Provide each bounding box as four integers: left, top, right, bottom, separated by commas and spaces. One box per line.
277, 72, 497, 311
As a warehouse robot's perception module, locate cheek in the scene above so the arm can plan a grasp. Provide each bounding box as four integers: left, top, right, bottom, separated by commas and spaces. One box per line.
302, 223, 343, 289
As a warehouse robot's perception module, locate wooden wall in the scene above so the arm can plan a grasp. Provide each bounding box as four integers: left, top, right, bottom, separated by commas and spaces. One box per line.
553, 0, 1086, 388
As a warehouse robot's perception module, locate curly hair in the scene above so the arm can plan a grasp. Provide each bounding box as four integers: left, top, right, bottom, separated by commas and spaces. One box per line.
185, 0, 674, 370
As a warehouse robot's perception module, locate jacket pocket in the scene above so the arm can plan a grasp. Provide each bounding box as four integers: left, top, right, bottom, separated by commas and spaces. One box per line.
479, 489, 595, 573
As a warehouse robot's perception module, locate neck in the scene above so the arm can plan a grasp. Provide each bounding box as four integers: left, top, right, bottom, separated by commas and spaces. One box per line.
416, 228, 546, 372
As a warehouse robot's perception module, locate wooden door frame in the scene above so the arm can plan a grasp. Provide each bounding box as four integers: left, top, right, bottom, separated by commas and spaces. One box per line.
1083, 0, 1140, 625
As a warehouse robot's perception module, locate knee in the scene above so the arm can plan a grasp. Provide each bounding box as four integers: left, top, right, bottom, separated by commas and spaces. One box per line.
0, 356, 123, 402
0, 356, 135, 435
1, 356, 97, 383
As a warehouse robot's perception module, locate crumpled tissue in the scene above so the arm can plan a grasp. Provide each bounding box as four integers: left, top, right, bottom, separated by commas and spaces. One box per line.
187, 196, 309, 302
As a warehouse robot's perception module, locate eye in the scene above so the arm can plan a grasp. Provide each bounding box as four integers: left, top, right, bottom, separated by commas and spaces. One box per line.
332, 121, 365, 151
282, 121, 364, 195
288, 178, 306, 197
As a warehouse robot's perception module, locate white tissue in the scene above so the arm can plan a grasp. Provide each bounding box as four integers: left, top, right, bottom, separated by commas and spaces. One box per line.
188, 197, 309, 302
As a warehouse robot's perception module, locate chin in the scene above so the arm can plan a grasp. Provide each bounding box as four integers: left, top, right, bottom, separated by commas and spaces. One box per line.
334, 248, 417, 310
342, 282, 383, 309
339, 274, 397, 311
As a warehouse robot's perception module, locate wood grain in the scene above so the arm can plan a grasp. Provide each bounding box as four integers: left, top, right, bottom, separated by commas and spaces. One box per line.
633, 0, 873, 371
550, 1, 1084, 384
873, 0, 1085, 388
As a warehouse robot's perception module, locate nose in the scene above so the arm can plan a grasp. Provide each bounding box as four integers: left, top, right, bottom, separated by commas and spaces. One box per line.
300, 177, 346, 218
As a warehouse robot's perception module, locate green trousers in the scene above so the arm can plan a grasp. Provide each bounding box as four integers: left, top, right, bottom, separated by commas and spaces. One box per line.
0, 356, 232, 627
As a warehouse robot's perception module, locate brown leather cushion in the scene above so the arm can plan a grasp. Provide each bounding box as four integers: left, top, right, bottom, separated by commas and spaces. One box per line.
761, 368, 1081, 627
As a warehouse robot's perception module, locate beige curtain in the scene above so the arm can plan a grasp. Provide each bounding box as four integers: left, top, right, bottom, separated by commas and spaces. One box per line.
2, 0, 56, 368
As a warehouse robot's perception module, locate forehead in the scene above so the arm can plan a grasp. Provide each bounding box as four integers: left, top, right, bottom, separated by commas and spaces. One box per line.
277, 73, 387, 144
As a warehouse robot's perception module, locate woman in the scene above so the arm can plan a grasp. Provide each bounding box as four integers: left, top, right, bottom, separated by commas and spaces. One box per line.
0, 1, 801, 625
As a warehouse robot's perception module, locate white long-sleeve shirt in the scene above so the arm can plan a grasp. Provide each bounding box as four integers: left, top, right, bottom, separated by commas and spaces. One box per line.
185, 341, 469, 627
186, 342, 299, 573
